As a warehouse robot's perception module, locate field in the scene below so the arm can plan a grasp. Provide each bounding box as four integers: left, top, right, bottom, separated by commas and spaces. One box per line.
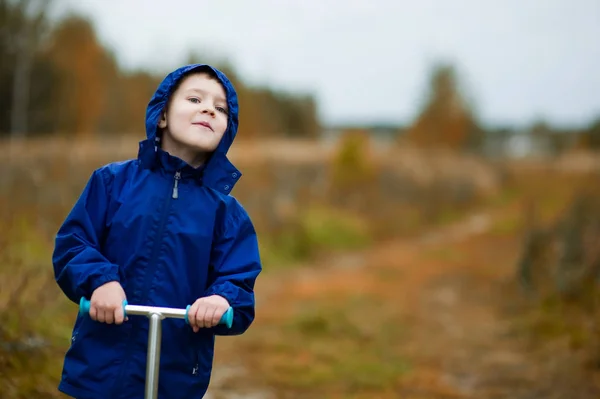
1, 135, 599, 398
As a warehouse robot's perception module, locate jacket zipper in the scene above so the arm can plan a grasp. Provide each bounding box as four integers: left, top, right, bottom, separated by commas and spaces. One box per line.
172, 171, 181, 199
141, 170, 180, 304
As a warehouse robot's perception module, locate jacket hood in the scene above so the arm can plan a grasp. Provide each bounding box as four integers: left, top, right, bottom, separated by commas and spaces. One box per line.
145, 64, 239, 155
138, 64, 242, 194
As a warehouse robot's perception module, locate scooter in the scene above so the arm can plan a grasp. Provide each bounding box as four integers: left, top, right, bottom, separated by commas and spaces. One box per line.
79, 298, 233, 399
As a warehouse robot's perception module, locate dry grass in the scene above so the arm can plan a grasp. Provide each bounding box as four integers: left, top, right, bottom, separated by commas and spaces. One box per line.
209, 169, 600, 398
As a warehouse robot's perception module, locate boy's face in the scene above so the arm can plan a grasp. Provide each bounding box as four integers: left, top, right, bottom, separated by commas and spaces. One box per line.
158, 73, 229, 156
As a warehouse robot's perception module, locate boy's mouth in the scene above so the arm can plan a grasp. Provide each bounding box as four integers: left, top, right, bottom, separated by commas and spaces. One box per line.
193, 121, 213, 131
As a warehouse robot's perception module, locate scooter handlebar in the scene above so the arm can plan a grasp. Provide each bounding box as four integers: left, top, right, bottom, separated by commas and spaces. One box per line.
79, 298, 233, 329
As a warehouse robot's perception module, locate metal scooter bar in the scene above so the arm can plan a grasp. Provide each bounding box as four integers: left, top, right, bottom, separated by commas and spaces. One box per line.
78, 298, 233, 327
78, 298, 233, 399
125, 304, 187, 319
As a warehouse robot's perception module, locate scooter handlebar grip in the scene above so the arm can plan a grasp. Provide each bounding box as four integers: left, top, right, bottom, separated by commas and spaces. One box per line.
79, 297, 90, 315
79, 297, 128, 318
185, 305, 233, 329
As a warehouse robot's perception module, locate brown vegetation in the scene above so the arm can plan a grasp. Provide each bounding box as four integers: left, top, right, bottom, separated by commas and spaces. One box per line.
2, 135, 600, 398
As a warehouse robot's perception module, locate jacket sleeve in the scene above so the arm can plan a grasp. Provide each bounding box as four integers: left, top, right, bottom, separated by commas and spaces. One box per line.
52, 168, 121, 304
205, 202, 262, 336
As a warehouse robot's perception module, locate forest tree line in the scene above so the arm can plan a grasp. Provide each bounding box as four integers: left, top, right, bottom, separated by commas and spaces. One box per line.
1, 0, 320, 139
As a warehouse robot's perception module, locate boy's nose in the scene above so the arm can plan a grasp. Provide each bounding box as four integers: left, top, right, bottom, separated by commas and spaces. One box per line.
200, 106, 215, 116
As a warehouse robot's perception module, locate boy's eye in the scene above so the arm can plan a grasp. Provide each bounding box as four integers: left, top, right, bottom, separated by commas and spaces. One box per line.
187, 97, 228, 114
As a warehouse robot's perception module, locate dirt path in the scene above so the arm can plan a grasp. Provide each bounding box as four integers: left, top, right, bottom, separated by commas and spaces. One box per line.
206, 211, 600, 398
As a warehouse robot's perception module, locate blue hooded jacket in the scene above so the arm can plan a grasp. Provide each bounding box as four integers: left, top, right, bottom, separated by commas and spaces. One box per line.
52, 64, 262, 399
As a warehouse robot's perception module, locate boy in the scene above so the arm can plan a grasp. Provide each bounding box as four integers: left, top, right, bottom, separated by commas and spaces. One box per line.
52, 64, 262, 399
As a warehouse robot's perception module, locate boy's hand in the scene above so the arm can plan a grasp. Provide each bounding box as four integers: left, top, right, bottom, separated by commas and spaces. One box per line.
89, 281, 128, 325
188, 295, 230, 332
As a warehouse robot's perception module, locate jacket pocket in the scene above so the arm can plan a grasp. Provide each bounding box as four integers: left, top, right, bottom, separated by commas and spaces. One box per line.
192, 350, 200, 377
187, 330, 213, 379
69, 314, 87, 346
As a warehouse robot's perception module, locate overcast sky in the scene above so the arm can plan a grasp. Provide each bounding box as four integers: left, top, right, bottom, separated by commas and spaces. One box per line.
52, 0, 600, 129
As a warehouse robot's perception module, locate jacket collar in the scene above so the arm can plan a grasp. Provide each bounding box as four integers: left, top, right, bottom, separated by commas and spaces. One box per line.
137, 138, 241, 195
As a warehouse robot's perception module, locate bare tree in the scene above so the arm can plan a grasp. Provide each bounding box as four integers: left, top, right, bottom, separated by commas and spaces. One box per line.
8, 0, 52, 138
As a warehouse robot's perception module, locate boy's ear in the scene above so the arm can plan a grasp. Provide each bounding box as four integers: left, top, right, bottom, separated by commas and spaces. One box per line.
158, 110, 167, 128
